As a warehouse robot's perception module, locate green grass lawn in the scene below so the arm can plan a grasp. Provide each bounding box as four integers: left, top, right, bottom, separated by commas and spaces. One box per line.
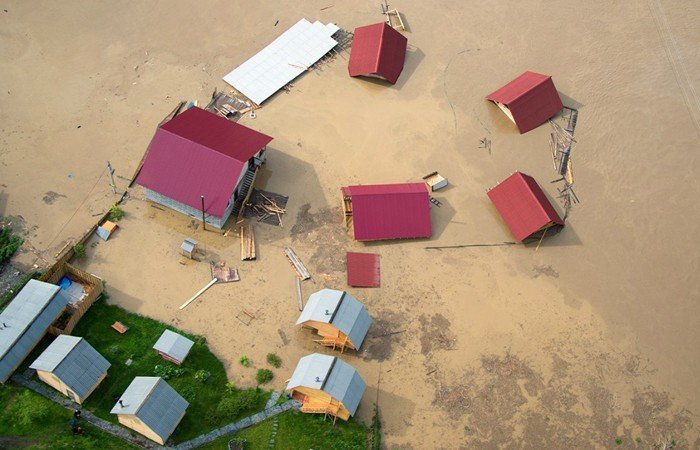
198, 410, 367, 450
0, 383, 136, 449
71, 297, 269, 443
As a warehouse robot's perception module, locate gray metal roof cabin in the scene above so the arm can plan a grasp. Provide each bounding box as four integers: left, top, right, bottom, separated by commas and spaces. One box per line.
286, 353, 366, 420
153, 329, 194, 365
29, 335, 110, 403
0, 279, 69, 383
111, 376, 189, 445
296, 289, 372, 351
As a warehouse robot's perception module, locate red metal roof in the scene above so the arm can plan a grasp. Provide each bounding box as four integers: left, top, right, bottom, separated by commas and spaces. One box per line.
346, 252, 380, 287
348, 22, 407, 85
487, 172, 564, 242
344, 183, 432, 241
135, 107, 272, 218
486, 71, 563, 134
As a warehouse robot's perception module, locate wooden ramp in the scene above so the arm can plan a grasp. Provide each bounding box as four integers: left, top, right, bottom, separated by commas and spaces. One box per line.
284, 247, 311, 280
240, 225, 256, 260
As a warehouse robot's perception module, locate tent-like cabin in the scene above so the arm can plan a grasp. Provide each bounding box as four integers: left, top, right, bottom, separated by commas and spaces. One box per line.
286, 353, 366, 423
153, 329, 194, 365
348, 22, 407, 84
135, 107, 273, 229
297, 289, 371, 352
0, 280, 69, 383
486, 71, 563, 134
341, 183, 432, 241
29, 335, 110, 404
487, 171, 564, 243
111, 376, 189, 445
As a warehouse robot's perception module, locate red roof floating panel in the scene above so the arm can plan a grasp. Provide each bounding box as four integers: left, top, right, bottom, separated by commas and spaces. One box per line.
135, 107, 273, 218
486, 71, 563, 134
348, 22, 408, 85
487, 172, 564, 242
343, 183, 432, 241
346, 252, 380, 287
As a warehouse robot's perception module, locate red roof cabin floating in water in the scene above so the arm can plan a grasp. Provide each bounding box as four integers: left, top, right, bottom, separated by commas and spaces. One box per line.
348, 22, 408, 85
135, 107, 273, 229
341, 183, 432, 241
486, 71, 563, 134
487, 172, 564, 243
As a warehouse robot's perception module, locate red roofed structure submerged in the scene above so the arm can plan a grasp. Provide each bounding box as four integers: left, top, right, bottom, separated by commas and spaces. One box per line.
487, 172, 564, 243
136, 107, 273, 228
486, 71, 563, 134
348, 22, 408, 85
341, 183, 432, 241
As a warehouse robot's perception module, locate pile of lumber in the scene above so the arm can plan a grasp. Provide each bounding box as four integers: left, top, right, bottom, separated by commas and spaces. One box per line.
240, 225, 256, 260
250, 193, 286, 226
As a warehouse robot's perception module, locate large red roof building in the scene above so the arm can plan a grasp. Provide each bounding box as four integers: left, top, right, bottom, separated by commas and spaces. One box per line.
348, 22, 407, 85
136, 107, 272, 228
341, 183, 432, 241
487, 172, 564, 243
486, 71, 563, 134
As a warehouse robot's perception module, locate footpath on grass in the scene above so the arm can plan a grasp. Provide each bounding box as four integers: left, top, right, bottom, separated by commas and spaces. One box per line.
13, 370, 299, 449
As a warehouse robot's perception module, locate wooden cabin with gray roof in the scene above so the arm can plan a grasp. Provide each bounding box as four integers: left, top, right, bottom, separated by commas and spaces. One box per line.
0, 279, 69, 383
111, 376, 189, 444
296, 288, 371, 352
286, 353, 366, 422
30, 335, 110, 404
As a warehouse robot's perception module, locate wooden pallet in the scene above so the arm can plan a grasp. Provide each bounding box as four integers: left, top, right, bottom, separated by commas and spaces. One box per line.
284, 247, 311, 280
240, 225, 256, 260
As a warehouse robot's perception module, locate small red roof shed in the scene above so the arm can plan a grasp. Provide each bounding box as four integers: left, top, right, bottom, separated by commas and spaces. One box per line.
348, 22, 408, 85
486, 71, 563, 134
136, 107, 273, 219
487, 172, 564, 243
341, 183, 432, 241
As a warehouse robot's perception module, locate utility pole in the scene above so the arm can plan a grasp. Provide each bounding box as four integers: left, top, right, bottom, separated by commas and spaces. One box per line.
107, 161, 116, 194
200, 195, 206, 231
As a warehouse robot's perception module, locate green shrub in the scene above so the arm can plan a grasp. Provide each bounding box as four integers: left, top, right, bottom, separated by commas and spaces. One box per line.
107, 205, 125, 221
194, 369, 211, 383
256, 369, 273, 385
266, 353, 282, 368
239, 355, 250, 367
0, 227, 23, 263
215, 389, 258, 419
73, 243, 86, 259
154, 364, 186, 380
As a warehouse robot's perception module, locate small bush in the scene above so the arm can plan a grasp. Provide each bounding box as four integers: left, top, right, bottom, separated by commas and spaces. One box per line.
154, 364, 186, 380
239, 355, 250, 367
194, 369, 211, 383
107, 205, 125, 221
266, 353, 282, 368
256, 369, 273, 385
0, 227, 23, 263
73, 243, 86, 259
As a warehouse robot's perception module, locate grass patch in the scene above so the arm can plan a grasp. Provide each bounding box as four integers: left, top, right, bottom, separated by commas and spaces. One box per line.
0, 383, 135, 449
199, 410, 367, 450
72, 297, 267, 443
256, 369, 274, 385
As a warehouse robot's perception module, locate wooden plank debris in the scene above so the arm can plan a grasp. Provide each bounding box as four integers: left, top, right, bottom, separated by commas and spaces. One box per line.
112, 322, 129, 334
284, 247, 311, 280
179, 278, 217, 310
240, 225, 256, 260
295, 278, 303, 311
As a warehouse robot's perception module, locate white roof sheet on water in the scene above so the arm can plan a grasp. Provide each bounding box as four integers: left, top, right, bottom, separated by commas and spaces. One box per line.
152, 329, 194, 363
296, 289, 372, 349
286, 353, 366, 416
30, 335, 110, 400
223, 18, 339, 105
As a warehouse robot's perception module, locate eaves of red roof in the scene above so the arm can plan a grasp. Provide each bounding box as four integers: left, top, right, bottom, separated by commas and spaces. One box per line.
486, 71, 563, 133
487, 172, 564, 242
344, 183, 432, 241
135, 107, 273, 218
348, 22, 407, 85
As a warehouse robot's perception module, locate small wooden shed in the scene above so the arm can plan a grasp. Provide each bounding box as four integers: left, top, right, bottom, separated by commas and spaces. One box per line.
286, 353, 366, 423
111, 376, 189, 445
296, 289, 372, 352
180, 238, 198, 259
153, 330, 194, 365
30, 335, 110, 404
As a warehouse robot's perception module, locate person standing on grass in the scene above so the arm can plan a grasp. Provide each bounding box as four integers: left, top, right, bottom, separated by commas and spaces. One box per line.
74, 409, 82, 420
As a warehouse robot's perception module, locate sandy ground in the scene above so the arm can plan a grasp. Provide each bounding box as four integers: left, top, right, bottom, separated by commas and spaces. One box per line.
2, 1, 699, 448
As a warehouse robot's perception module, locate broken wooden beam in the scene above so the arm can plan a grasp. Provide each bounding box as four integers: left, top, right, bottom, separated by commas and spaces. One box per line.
179, 278, 217, 310
296, 278, 303, 311
284, 247, 311, 280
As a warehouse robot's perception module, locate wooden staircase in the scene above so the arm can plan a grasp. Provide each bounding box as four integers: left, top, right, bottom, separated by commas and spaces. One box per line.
231, 167, 258, 219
